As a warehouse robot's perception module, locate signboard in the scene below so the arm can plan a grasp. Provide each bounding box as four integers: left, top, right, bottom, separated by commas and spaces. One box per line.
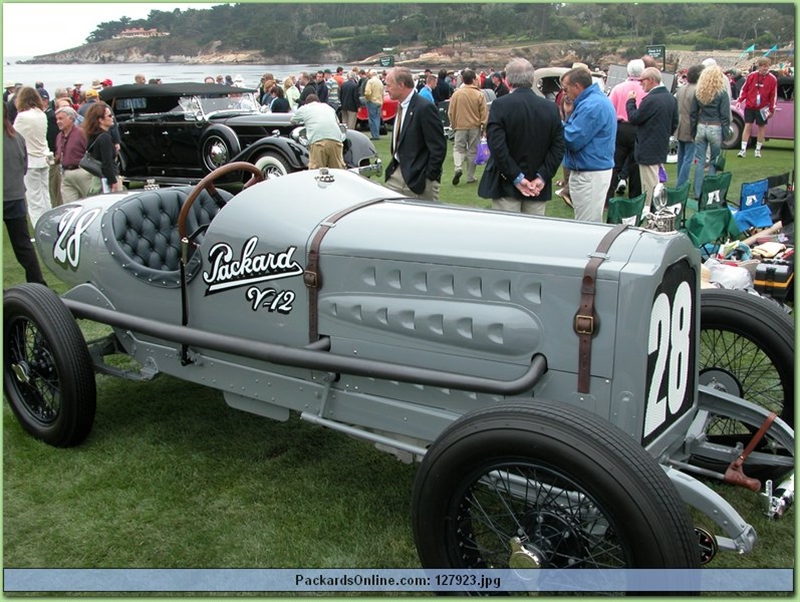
379, 55, 395, 68
646, 45, 667, 71
606, 64, 678, 94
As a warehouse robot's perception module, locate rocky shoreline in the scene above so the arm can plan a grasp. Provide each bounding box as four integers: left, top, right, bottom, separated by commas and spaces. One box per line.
23, 38, 761, 73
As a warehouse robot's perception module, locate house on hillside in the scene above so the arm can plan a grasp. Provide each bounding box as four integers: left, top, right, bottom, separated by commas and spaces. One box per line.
113, 28, 169, 39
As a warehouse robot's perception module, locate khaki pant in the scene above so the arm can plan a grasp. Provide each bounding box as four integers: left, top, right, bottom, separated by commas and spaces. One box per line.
341, 110, 358, 131
492, 197, 546, 215
385, 165, 440, 201
61, 168, 94, 203
453, 127, 481, 181
639, 163, 660, 211
569, 169, 612, 223
49, 164, 63, 208
308, 140, 345, 170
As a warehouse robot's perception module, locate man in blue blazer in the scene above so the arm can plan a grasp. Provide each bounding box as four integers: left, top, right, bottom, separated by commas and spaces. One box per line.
384, 67, 447, 201
478, 58, 565, 215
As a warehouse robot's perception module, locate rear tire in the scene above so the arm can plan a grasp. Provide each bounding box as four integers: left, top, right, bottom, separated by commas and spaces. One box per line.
4, 284, 96, 447
412, 400, 699, 583
722, 115, 744, 149
693, 288, 794, 481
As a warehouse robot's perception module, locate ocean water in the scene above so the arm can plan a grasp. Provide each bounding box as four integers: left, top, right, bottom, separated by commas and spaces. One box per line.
2, 59, 334, 93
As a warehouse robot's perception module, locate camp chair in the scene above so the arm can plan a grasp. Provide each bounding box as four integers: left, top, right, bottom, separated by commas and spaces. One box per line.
687, 171, 733, 214
607, 193, 646, 226
767, 172, 792, 190
732, 178, 773, 232
664, 181, 691, 228
681, 207, 741, 257
739, 178, 769, 210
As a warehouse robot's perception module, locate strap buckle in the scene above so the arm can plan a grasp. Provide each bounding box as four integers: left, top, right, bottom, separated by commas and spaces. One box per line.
574, 314, 594, 336
303, 271, 319, 288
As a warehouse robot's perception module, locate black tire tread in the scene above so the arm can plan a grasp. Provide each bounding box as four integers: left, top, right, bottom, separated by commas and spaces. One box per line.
4, 284, 96, 447
412, 400, 699, 569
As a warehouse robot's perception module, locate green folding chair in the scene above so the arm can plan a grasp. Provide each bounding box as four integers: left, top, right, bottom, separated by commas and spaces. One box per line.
687, 171, 733, 214
607, 192, 646, 226
664, 181, 691, 228
681, 207, 741, 257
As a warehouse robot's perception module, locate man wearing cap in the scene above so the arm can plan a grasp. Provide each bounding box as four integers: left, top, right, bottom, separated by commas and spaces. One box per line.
3, 81, 15, 103
416, 68, 432, 92
101, 79, 113, 89
78, 88, 100, 117
71, 81, 83, 106
91, 79, 103, 91
490, 72, 509, 97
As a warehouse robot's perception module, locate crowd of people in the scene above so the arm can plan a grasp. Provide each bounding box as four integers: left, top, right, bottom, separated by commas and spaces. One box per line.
3, 55, 791, 283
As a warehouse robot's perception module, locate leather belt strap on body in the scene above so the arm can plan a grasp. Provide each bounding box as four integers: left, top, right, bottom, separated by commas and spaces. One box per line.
574, 224, 629, 394
304, 197, 391, 342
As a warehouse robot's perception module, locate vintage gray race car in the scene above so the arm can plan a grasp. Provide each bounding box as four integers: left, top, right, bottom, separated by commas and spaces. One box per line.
4, 164, 794, 576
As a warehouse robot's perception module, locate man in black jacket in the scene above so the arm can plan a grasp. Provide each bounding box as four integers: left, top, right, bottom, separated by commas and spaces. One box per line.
478, 58, 565, 215
383, 67, 446, 201
339, 72, 360, 130
626, 67, 678, 208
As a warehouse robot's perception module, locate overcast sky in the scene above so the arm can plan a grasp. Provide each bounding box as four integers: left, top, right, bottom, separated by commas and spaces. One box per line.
3, 3, 217, 57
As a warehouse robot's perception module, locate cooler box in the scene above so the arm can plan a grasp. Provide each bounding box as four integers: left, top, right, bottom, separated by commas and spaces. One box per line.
754, 259, 794, 303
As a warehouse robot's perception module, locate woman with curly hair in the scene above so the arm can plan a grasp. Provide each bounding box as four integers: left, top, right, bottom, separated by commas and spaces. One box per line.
81, 101, 119, 193
12, 86, 51, 226
690, 65, 730, 199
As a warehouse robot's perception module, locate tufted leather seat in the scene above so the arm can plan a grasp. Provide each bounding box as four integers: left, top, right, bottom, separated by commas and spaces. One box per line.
103, 187, 233, 287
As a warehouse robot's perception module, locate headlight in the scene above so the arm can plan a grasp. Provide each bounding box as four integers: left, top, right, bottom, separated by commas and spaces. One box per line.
291, 126, 308, 146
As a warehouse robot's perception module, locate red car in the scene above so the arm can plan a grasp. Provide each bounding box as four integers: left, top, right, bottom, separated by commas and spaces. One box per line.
355, 92, 399, 134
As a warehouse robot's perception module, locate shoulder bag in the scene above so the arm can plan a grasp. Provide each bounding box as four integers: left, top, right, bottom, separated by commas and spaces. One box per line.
79, 138, 104, 178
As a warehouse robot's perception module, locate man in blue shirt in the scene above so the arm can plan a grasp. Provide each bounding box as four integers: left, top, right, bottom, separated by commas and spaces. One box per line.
560, 67, 617, 222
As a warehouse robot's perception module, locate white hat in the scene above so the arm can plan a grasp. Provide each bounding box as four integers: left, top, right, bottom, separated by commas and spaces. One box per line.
4, 81, 14, 89
702, 58, 718, 68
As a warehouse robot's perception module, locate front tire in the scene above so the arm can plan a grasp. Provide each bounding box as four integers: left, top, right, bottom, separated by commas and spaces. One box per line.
412, 401, 699, 578
3, 284, 96, 447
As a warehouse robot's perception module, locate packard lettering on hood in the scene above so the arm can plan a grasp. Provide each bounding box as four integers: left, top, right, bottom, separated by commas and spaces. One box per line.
203, 237, 303, 295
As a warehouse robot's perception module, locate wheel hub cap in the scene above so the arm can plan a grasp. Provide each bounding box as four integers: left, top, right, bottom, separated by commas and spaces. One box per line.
699, 368, 743, 397
11, 361, 30, 384
508, 536, 542, 569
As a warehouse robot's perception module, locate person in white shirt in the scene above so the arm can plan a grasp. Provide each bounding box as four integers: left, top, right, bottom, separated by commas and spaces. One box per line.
290, 94, 345, 169
12, 86, 51, 226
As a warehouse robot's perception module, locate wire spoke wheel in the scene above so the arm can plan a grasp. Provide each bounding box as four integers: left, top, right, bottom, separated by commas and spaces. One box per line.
694, 289, 794, 481
452, 463, 628, 571
3, 284, 96, 447
6, 317, 62, 425
413, 401, 699, 595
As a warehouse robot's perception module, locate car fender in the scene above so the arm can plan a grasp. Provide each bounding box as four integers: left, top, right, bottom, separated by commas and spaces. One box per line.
234, 136, 309, 171
343, 129, 378, 167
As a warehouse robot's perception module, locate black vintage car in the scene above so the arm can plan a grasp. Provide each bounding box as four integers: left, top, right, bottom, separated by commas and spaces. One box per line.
100, 83, 382, 185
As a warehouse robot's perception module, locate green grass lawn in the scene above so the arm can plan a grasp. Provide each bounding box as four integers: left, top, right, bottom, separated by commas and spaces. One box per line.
2, 134, 795, 584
